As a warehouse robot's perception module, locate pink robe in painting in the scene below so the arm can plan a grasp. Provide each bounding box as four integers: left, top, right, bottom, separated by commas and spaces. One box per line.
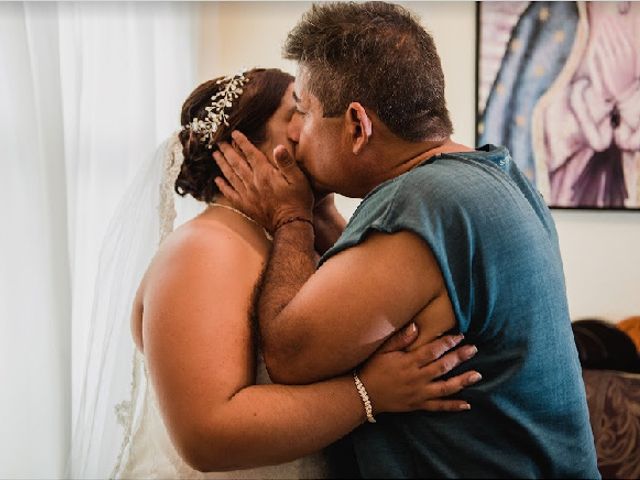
535, 2, 640, 208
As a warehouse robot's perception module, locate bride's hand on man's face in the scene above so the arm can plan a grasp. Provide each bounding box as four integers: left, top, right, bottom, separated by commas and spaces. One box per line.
213, 130, 314, 233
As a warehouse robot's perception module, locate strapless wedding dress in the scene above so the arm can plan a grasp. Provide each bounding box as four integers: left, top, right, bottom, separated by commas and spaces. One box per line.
112, 352, 330, 479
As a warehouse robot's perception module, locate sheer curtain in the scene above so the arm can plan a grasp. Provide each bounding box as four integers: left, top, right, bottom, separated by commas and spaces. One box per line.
0, 2, 197, 477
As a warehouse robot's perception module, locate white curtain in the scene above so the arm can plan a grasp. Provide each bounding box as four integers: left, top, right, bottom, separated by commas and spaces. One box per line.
0, 2, 197, 477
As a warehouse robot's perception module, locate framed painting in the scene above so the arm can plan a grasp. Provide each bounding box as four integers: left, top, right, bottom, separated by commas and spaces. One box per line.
476, 1, 640, 210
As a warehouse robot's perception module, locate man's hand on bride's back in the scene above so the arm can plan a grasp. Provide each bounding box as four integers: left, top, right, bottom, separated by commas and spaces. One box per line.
213, 130, 314, 233
358, 323, 482, 414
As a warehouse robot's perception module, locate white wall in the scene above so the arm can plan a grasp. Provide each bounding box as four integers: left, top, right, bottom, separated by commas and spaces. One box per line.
198, 1, 640, 321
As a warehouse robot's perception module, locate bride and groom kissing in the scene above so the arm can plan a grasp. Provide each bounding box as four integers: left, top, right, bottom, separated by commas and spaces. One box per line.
73, 2, 599, 479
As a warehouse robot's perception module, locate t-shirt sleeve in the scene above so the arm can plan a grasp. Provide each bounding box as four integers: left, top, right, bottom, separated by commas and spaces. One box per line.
320, 170, 472, 333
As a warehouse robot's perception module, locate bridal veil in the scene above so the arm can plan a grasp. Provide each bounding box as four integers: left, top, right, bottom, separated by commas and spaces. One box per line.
68, 133, 202, 478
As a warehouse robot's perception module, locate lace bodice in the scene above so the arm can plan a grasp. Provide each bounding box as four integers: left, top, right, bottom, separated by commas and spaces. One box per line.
112, 353, 330, 479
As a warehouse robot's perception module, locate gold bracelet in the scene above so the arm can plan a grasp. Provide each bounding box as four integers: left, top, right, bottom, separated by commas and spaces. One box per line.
353, 371, 376, 423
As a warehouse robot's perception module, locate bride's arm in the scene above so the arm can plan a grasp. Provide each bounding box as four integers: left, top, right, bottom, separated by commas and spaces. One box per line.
312, 193, 347, 255
142, 224, 478, 473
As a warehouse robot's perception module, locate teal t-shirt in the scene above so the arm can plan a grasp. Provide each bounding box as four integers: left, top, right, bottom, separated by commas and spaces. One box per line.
321, 145, 600, 478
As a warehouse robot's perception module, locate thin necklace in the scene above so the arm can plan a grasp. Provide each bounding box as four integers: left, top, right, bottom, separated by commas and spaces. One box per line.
209, 203, 273, 241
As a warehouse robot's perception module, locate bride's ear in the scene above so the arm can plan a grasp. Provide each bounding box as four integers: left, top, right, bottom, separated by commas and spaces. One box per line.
344, 102, 372, 155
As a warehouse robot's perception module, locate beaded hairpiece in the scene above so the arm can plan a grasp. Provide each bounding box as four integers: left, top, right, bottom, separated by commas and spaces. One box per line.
183, 72, 249, 149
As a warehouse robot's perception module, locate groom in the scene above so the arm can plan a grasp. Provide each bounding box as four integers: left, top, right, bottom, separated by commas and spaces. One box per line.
215, 2, 599, 477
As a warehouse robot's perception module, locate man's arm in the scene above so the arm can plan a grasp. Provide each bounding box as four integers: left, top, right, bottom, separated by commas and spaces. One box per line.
259, 225, 455, 384
213, 132, 456, 385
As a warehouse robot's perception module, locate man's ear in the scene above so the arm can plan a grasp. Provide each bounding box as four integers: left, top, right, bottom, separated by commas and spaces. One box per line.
344, 102, 372, 155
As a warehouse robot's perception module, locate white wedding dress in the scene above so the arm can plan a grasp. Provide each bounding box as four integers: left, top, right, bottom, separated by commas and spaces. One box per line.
69, 135, 331, 480
112, 352, 330, 479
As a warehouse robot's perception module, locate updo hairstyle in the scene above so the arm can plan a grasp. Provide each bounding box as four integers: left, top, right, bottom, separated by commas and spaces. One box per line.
175, 68, 294, 203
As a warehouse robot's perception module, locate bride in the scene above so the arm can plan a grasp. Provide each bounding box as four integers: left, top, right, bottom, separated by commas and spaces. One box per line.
70, 68, 480, 479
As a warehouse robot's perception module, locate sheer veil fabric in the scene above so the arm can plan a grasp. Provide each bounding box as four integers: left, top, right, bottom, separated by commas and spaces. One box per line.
68, 135, 330, 479
67, 134, 203, 478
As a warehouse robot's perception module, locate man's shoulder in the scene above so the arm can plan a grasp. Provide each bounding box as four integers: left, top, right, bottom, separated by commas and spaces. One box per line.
356, 159, 468, 218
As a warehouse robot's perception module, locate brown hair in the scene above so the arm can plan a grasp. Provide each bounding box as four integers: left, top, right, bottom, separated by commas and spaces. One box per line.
175, 68, 294, 203
283, 1, 453, 142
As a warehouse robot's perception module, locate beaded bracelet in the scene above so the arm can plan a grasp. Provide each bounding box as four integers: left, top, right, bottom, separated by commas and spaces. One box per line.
353, 371, 376, 423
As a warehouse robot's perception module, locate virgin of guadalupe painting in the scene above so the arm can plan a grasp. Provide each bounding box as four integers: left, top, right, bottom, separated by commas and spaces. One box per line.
477, 1, 640, 209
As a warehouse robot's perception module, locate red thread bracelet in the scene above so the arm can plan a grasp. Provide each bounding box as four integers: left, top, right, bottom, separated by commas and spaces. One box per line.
274, 216, 314, 233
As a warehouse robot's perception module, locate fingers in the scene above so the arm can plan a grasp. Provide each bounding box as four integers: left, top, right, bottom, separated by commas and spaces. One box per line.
274, 144, 295, 168
377, 323, 419, 354
273, 144, 303, 184
212, 149, 246, 193
217, 142, 253, 184
231, 130, 265, 169
421, 344, 478, 379
419, 371, 482, 412
426, 370, 482, 395
422, 399, 471, 412
214, 176, 241, 204
409, 334, 465, 368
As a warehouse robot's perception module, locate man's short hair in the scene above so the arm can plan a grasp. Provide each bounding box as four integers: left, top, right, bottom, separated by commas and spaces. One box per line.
284, 1, 453, 142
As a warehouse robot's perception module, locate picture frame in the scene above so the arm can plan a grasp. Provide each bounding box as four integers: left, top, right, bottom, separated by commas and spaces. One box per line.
475, 1, 640, 210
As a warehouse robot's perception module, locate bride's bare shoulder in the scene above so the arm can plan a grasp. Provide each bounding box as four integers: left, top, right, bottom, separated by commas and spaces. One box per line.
148, 217, 267, 285
131, 215, 268, 351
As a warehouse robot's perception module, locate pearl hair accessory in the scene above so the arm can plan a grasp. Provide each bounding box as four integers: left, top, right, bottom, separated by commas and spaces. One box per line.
183, 72, 249, 149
